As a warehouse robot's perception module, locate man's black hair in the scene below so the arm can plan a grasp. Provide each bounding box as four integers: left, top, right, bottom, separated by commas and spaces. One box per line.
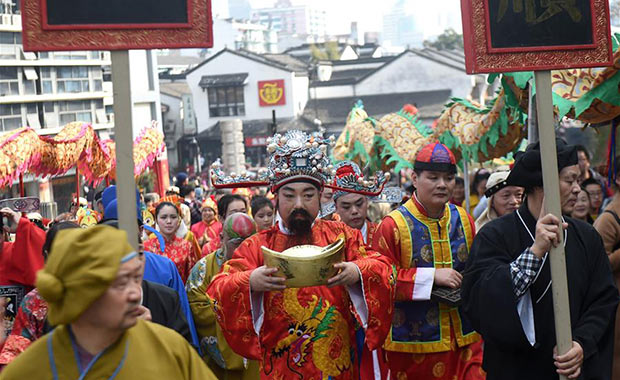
575, 145, 590, 161
217, 194, 247, 219
144, 194, 155, 204
455, 176, 464, 186
179, 185, 195, 198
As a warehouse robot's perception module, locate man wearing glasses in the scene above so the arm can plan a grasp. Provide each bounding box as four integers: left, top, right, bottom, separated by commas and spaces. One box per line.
582, 177, 605, 221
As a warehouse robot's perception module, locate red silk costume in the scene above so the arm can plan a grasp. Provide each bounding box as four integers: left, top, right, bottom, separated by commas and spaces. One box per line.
191, 219, 222, 250
206, 219, 395, 380
144, 235, 197, 283
358, 221, 389, 380
0, 218, 45, 288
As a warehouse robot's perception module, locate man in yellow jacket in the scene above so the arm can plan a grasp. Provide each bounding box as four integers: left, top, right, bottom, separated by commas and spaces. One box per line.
0, 225, 215, 380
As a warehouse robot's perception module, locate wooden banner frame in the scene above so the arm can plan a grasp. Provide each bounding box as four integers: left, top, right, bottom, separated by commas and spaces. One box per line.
21, 0, 213, 51
461, 0, 612, 73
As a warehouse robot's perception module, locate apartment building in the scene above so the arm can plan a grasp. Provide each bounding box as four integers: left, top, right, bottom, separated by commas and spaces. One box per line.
0, 4, 110, 134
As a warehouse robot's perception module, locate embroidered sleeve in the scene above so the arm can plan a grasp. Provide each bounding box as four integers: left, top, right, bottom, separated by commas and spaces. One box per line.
510, 248, 543, 298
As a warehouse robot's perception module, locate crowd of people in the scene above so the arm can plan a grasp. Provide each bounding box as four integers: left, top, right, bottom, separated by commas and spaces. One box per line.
0, 130, 619, 380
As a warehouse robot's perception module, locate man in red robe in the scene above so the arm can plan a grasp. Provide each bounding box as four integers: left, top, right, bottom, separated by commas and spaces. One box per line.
331, 161, 389, 380
372, 142, 484, 380
207, 130, 395, 380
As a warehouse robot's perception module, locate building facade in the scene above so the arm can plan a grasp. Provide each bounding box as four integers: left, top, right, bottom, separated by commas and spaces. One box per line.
185, 48, 310, 167
0, 1, 164, 213
251, 0, 327, 38
209, 18, 279, 55
382, 0, 462, 48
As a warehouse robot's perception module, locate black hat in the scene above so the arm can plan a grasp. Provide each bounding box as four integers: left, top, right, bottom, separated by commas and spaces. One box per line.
506, 138, 578, 190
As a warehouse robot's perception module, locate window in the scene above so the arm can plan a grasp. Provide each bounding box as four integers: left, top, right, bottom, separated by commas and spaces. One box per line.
43, 102, 54, 113
93, 79, 102, 92
0, 67, 17, 80
57, 66, 90, 93
0, 67, 18, 96
42, 80, 53, 94
58, 100, 92, 124
22, 79, 35, 94
0, 32, 18, 45
39, 52, 49, 59
0, 104, 21, 132
40, 67, 51, 78
207, 86, 245, 117
54, 51, 88, 60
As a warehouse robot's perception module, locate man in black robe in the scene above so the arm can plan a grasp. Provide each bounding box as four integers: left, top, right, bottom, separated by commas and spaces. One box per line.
462, 139, 619, 380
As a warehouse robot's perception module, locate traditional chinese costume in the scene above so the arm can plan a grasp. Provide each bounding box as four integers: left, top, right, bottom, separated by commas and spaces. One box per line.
372, 143, 484, 380
207, 220, 394, 380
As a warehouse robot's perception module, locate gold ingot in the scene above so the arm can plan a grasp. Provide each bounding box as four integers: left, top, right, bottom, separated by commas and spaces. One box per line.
261, 238, 345, 288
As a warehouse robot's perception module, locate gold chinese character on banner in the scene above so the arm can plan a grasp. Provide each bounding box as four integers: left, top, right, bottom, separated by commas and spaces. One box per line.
497, 0, 582, 24
259, 83, 283, 104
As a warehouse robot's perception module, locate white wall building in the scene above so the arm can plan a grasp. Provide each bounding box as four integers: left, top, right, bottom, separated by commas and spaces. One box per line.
312, 50, 473, 100
185, 48, 310, 166
186, 48, 309, 134
305, 49, 483, 134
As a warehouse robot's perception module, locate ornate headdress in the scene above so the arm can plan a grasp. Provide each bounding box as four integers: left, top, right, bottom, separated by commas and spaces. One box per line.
320, 161, 401, 218
327, 161, 389, 201
76, 208, 102, 228
211, 130, 335, 193
414, 142, 457, 174
201, 196, 218, 214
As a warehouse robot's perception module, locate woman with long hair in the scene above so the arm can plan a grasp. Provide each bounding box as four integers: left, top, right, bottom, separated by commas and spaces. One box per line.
144, 202, 197, 282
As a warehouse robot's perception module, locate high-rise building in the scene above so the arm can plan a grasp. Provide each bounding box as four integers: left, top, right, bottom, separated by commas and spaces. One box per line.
382, 0, 462, 48
209, 18, 279, 55
251, 0, 327, 38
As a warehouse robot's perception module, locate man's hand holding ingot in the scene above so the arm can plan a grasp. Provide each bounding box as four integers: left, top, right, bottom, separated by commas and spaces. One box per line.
250, 266, 286, 292
328, 262, 361, 288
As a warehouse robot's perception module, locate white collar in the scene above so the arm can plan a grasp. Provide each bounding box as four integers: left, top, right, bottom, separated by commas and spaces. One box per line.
360, 221, 368, 244
275, 212, 292, 235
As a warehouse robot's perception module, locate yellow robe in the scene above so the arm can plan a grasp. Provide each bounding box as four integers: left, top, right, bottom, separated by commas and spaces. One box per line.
186, 251, 260, 380
0, 320, 216, 379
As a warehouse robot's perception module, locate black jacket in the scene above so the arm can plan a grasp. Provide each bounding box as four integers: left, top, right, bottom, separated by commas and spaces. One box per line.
142, 280, 192, 344
462, 203, 619, 380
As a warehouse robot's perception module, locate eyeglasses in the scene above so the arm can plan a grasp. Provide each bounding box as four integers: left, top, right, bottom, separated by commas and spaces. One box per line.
587, 191, 603, 199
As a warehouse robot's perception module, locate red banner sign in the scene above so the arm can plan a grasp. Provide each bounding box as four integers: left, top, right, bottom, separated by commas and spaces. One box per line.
258, 80, 286, 107
460, 0, 612, 73
22, 0, 213, 51
245, 136, 269, 147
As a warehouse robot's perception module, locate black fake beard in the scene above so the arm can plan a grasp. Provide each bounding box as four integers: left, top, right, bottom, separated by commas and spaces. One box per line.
287, 208, 313, 241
